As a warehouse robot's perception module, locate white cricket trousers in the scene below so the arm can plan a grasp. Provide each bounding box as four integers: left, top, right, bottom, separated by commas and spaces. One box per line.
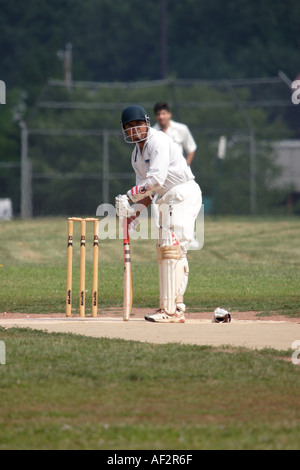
154, 180, 202, 313
156, 180, 202, 253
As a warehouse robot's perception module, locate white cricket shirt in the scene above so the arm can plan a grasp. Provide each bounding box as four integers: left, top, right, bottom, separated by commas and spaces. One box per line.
153, 119, 197, 155
131, 127, 195, 197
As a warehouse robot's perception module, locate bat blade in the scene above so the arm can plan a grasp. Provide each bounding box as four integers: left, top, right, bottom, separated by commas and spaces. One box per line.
123, 218, 132, 321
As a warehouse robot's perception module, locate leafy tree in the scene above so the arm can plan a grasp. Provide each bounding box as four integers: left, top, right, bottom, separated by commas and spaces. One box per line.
0, 0, 298, 215
0, 0, 299, 92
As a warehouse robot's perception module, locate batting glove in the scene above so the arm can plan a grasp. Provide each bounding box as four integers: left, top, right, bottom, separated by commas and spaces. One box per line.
115, 194, 135, 218
127, 183, 153, 203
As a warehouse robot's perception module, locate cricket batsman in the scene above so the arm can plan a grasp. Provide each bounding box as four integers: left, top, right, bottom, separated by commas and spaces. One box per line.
115, 105, 202, 323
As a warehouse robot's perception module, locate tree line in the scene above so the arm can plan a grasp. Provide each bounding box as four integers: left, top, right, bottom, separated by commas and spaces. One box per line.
1, 0, 299, 94
0, 0, 299, 215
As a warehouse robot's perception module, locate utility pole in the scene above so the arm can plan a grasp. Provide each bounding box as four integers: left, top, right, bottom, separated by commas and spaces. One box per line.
161, 0, 168, 79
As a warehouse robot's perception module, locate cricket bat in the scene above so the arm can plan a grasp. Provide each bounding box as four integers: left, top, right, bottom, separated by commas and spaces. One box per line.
123, 217, 132, 321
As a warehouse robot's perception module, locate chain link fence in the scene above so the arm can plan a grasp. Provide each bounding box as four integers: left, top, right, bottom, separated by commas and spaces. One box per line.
15, 76, 299, 217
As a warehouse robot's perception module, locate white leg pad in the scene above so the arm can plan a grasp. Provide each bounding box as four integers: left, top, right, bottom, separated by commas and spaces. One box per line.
156, 246, 163, 309
176, 257, 189, 306
157, 229, 189, 314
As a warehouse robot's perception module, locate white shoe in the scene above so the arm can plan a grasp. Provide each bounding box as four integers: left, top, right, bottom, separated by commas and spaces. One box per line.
144, 309, 162, 321
145, 308, 185, 323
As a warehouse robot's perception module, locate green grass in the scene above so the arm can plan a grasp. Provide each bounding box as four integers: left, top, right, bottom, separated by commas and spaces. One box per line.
0, 216, 299, 315
0, 327, 299, 450
0, 216, 299, 450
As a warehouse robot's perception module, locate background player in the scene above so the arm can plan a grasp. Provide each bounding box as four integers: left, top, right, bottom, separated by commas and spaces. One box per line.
153, 101, 197, 166
153, 101, 200, 248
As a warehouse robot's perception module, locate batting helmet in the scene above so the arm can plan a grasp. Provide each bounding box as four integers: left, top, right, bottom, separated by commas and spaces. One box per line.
121, 105, 150, 143
121, 105, 150, 128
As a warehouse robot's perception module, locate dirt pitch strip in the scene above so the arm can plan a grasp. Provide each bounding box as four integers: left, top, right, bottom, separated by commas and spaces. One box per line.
1, 309, 300, 351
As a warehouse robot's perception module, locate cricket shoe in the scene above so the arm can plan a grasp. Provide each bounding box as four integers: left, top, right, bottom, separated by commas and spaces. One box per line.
144, 308, 185, 323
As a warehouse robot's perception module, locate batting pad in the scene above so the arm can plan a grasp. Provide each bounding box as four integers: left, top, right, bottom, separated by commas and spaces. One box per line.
157, 229, 189, 314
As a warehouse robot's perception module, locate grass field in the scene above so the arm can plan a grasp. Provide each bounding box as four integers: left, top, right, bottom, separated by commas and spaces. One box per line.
0, 327, 299, 450
0, 216, 299, 450
0, 216, 300, 315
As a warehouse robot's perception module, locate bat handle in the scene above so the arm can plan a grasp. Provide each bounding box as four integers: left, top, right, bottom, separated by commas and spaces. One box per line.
123, 217, 129, 243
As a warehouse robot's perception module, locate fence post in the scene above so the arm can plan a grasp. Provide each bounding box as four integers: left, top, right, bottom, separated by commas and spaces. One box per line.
227, 85, 257, 214
103, 130, 109, 203
249, 127, 257, 215
20, 121, 33, 218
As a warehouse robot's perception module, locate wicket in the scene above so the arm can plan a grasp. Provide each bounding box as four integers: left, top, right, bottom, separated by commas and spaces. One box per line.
66, 217, 99, 317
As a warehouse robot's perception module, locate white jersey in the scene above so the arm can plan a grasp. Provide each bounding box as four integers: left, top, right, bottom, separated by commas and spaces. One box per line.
131, 127, 195, 197
153, 119, 197, 156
